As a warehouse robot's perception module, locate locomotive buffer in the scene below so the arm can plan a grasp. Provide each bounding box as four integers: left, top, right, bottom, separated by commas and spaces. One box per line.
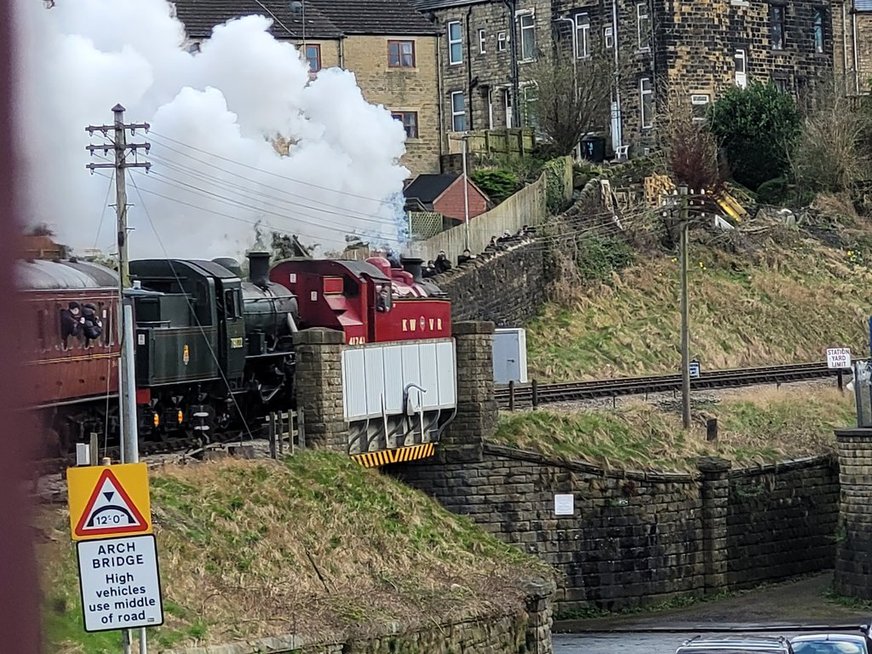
85, 105, 153, 654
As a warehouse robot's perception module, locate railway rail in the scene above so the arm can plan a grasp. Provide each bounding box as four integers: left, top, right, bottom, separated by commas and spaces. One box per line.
495, 362, 844, 410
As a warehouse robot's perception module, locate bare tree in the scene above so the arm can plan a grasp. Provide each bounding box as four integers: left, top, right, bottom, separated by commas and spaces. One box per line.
656, 87, 724, 193
528, 50, 618, 156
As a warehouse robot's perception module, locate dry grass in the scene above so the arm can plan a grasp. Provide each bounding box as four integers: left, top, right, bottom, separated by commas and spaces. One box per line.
39, 452, 549, 653
527, 239, 872, 381
493, 386, 855, 472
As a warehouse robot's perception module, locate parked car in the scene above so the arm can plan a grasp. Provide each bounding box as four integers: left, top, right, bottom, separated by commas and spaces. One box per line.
791, 633, 870, 653
675, 635, 794, 653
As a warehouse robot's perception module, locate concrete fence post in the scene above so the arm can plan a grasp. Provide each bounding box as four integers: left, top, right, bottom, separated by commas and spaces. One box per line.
292, 328, 347, 453
439, 321, 497, 463
698, 456, 732, 594
835, 428, 872, 598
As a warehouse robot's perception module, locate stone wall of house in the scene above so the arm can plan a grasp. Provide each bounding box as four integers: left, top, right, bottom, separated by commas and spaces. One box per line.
835, 428, 872, 599
833, 5, 872, 95
343, 35, 442, 175
727, 457, 840, 589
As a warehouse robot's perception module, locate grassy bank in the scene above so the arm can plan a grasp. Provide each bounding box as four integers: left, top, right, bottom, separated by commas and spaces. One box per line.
527, 239, 872, 381
39, 451, 549, 653
493, 387, 854, 472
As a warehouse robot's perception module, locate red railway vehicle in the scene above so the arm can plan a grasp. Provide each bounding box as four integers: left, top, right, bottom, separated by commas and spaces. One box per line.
269, 255, 451, 345
18, 255, 120, 453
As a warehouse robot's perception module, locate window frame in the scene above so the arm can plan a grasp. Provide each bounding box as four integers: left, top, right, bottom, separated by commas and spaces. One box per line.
450, 91, 466, 132
521, 83, 539, 129
388, 40, 416, 68
497, 31, 507, 52
636, 2, 651, 51
813, 7, 825, 54
391, 111, 420, 139
305, 43, 321, 72
604, 25, 614, 50
734, 49, 748, 88
640, 77, 653, 129
448, 21, 463, 65
690, 93, 710, 123
517, 11, 536, 62
478, 28, 487, 54
771, 4, 785, 50
575, 13, 590, 59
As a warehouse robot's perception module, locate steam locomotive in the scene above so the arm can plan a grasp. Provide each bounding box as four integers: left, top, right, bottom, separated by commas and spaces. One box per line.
21, 244, 453, 456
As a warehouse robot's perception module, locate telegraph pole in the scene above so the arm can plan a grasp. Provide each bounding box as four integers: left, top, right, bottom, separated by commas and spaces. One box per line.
85, 104, 151, 654
678, 185, 691, 429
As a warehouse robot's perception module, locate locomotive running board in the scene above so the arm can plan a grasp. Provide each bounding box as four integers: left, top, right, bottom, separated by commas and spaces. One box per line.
351, 442, 436, 468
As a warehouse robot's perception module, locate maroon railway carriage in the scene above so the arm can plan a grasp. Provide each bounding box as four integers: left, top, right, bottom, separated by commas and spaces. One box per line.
18, 258, 120, 451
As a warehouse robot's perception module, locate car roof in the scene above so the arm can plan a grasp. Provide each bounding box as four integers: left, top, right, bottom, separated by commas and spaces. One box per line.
791, 633, 867, 643
677, 635, 791, 652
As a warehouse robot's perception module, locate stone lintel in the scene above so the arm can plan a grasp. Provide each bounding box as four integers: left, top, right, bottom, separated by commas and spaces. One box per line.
453, 320, 495, 336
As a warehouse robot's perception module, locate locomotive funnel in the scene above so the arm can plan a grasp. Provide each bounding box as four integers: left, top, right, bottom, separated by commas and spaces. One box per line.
248, 251, 270, 288
400, 256, 424, 282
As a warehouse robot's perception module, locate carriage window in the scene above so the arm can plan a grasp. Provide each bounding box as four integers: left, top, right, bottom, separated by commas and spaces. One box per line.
36, 309, 46, 350
224, 290, 240, 319
101, 303, 111, 346
375, 284, 392, 312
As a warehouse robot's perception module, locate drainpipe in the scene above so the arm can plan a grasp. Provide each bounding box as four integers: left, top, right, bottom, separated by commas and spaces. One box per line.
465, 7, 474, 130
436, 26, 446, 161
503, 0, 522, 129
554, 15, 578, 94
339, 35, 345, 68
842, 1, 849, 95
852, 3, 860, 94
612, 0, 623, 152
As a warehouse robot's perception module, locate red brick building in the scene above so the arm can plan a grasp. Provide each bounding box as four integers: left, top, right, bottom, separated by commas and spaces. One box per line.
403, 173, 490, 224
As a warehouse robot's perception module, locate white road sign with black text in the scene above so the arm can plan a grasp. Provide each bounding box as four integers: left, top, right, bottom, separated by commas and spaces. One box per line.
76, 534, 164, 632
826, 347, 852, 369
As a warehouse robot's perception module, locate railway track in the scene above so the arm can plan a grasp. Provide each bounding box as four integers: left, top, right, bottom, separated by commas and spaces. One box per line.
495, 362, 843, 410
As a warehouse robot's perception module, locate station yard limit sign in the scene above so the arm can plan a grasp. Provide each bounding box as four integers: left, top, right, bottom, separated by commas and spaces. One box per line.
826, 347, 852, 370
77, 534, 164, 632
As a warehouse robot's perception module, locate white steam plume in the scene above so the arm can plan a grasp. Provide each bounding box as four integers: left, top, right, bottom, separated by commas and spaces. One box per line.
14, 0, 410, 259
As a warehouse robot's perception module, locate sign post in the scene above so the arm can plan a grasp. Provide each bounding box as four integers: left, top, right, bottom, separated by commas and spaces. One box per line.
67, 463, 163, 641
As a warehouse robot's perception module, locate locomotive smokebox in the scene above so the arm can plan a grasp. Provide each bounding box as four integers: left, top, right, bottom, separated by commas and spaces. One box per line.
248, 251, 271, 288
400, 256, 424, 282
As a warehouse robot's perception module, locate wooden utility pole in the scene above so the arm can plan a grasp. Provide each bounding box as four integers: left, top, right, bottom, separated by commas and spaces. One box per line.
678, 185, 691, 429
85, 105, 151, 654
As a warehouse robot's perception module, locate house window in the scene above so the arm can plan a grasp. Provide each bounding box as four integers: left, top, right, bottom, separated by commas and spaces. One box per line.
522, 84, 539, 128
734, 49, 747, 88
771, 5, 785, 50
575, 14, 590, 58
813, 7, 825, 54
518, 12, 536, 61
640, 77, 653, 129
637, 2, 651, 50
391, 111, 419, 138
451, 91, 466, 131
479, 28, 487, 54
773, 76, 790, 93
448, 21, 463, 64
690, 94, 710, 122
604, 26, 614, 49
497, 31, 507, 52
388, 40, 415, 68
305, 44, 321, 72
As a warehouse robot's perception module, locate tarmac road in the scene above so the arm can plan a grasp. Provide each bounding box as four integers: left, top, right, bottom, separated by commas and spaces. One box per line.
553, 632, 797, 654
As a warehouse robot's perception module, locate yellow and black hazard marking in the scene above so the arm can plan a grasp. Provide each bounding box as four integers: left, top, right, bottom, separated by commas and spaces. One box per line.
351, 442, 436, 468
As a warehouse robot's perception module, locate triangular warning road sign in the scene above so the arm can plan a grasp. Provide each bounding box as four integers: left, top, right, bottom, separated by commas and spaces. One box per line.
73, 468, 149, 538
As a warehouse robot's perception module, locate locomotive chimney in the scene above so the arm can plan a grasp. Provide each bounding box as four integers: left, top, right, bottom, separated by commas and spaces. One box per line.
400, 256, 424, 282
247, 251, 270, 288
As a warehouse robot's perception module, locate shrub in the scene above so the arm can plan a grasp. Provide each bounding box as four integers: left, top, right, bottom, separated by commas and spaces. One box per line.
470, 168, 519, 204
708, 82, 801, 191
543, 157, 571, 214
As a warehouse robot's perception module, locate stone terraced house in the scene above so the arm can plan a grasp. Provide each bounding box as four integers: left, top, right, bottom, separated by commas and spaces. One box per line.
833, 0, 872, 95
415, 0, 841, 157
171, 0, 443, 175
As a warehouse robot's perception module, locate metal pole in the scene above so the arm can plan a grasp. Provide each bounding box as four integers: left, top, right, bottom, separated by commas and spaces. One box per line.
122, 300, 139, 464
679, 187, 691, 429
461, 136, 470, 251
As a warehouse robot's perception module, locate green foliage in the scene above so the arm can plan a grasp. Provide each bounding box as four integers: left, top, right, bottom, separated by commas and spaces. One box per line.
755, 177, 790, 205
573, 234, 635, 283
543, 157, 571, 213
708, 82, 801, 190
470, 168, 519, 204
